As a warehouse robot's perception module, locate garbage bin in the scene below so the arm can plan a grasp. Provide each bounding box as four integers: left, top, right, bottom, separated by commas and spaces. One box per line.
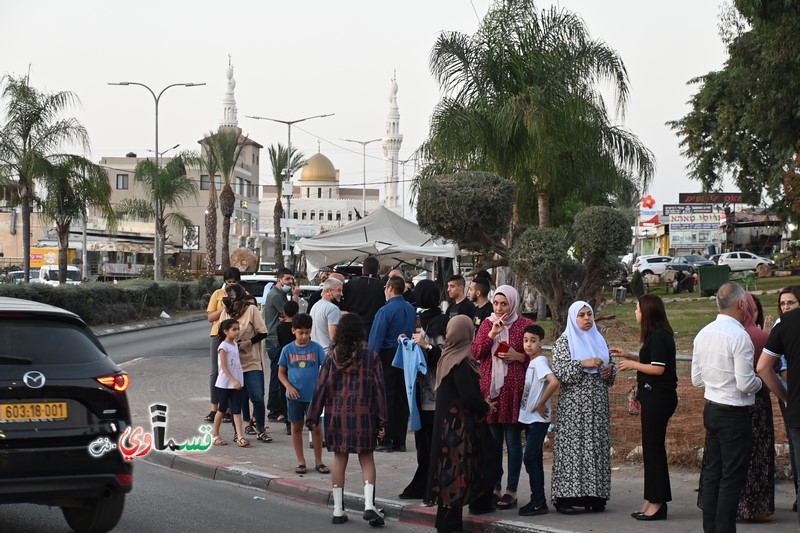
613, 286, 627, 303
697, 265, 730, 297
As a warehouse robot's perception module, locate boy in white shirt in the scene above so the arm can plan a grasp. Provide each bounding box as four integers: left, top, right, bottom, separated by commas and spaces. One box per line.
518, 325, 560, 516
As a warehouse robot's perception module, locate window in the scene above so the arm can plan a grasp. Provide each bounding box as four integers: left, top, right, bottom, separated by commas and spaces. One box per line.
328, 189, 332, 199
327, 211, 333, 221
301, 210, 307, 220
336, 211, 341, 221
116, 174, 128, 190
306, 188, 310, 198
310, 211, 315, 220
293, 210, 298, 220
348, 211, 353, 221
319, 210, 324, 220
317, 187, 322, 198
200, 175, 209, 190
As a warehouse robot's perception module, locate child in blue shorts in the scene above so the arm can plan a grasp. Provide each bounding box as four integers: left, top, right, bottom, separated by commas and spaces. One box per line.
278, 313, 329, 474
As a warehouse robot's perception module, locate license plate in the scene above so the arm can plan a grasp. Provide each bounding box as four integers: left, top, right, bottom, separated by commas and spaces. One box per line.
0, 402, 69, 423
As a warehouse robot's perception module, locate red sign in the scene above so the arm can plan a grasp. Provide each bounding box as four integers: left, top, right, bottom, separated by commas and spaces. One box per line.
678, 192, 743, 204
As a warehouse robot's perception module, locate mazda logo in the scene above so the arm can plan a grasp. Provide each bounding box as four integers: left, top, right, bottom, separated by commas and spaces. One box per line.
23, 371, 46, 389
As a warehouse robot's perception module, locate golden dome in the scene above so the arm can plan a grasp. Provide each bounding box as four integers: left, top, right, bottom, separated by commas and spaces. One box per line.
300, 152, 337, 182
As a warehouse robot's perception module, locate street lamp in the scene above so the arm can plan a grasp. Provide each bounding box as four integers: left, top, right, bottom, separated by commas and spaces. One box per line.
343, 137, 381, 216
245, 113, 334, 262
146, 143, 180, 158
108, 81, 205, 281
282, 170, 293, 257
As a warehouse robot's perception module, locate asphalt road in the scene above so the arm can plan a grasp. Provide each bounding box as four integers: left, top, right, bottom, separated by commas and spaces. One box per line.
100, 320, 210, 364
0, 460, 429, 532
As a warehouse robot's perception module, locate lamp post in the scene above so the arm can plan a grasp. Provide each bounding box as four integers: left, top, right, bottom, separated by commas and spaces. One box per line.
146, 143, 180, 158
282, 171, 293, 264
343, 137, 381, 216
245, 113, 334, 263
109, 81, 205, 280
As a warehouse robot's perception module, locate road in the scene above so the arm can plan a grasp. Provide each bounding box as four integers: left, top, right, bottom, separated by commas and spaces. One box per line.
100, 320, 210, 364
0, 460, 429, 532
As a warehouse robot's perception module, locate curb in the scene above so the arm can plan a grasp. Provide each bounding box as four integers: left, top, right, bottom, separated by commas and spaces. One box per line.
92, 313, 207, 337
142, 453, 552, 532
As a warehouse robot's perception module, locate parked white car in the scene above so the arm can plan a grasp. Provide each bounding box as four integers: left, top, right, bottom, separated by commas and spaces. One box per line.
631, 255, 673, 276
716, 251, 774, 272
33, 265, 81, 286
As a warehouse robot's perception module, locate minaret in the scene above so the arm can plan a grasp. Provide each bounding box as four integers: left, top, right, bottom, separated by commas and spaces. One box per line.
220, 55, 238, 129
382, 73, 403, 212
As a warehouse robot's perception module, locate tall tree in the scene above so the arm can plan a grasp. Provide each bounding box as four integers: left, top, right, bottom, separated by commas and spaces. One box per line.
267, 143, 306, 269
198, 135, 219, 270
206, 128, 246, 269
38, 158, 115, 283
417, 0, 654, 229
115, 154, 198, 273
0, 73, 95, 282
669, 0, 800, 210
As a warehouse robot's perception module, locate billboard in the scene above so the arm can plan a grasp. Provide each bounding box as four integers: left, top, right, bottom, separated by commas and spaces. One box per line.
678, 192, 743, 204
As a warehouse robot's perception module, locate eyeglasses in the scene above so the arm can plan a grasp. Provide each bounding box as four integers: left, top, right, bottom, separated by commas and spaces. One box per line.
780, 300, 799, 307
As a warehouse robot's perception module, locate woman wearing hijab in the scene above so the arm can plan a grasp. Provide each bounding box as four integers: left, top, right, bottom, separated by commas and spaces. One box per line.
551, 300, 616, 514
430, 315, 499, 533
697, 292, 774, 521
399, 280, 448, 504
219, 283, 272, 442
471, 285, 535, 510
612, 294, 677, 521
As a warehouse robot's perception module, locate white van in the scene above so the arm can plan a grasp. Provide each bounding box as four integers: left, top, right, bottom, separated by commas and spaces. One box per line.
35, 265, 82, 286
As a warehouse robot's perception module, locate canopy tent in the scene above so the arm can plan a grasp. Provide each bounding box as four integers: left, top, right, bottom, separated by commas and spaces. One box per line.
294, 206, 459, 278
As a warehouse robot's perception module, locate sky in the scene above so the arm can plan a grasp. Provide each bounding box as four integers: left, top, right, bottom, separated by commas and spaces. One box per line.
2, 0, 730, 218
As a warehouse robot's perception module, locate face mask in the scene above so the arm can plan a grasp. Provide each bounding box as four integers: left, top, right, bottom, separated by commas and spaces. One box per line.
282, 284, 292, 293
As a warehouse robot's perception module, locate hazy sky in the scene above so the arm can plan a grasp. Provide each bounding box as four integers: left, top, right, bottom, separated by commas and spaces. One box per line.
2, 0, 729, 216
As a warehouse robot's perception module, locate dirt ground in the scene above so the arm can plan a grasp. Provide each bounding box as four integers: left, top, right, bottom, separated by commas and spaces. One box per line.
545, 317, 793, 477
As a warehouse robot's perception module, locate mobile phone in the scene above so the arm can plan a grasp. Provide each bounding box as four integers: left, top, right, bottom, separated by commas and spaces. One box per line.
494, 341, 511, 357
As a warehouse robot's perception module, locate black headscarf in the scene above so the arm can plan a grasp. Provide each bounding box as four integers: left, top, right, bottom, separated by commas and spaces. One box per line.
414, 279, 447, 340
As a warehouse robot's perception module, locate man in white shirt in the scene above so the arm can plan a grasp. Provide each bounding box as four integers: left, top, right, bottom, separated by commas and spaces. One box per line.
692, 282, 762, 533
309, 278, 343, 352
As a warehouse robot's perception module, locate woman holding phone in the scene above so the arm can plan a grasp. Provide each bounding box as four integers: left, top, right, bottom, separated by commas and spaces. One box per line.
472, 285, 535, 511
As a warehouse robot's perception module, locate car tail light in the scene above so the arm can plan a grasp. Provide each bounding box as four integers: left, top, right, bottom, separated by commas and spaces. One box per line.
116, 473, 133, 487
633, 263, 641, 269
718, 257, 725, 264
96, 373, 129, 392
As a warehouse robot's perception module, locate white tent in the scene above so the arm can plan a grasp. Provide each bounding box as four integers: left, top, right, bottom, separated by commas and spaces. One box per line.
294, 206, 459, 278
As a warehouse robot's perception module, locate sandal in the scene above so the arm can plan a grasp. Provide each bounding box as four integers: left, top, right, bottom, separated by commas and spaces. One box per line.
244, 422, 257, 435
295, 464, 307, 474
203, 410, 216, 422
212, 436, 228, 446
235, 436, 250, 447
256, 431, 273, 443
315, 463, 331, 474
222, 412, 232, 423
496, 494, 517, 510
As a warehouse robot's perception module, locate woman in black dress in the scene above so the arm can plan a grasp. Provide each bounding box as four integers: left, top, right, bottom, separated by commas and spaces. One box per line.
612, 294, 677, 521
429, 315, 499, 533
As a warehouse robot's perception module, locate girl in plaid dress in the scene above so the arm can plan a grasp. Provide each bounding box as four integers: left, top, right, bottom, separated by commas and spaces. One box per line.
307, 313, 388, 526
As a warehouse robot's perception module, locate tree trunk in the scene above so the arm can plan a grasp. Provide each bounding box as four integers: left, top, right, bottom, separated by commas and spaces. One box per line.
157, 216, 168, 276
57, 224, 70, 284
537, 192, 550, 228
219, 184, 235, 270
205, 180, 218, 270
273, 198, 284, 269
21, 195, 32, 283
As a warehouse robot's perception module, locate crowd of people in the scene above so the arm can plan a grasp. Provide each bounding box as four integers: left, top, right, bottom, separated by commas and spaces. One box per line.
204, 261, 800, 533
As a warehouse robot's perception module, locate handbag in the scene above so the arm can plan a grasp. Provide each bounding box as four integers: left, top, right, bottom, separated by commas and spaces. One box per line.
627, 384, 640, 415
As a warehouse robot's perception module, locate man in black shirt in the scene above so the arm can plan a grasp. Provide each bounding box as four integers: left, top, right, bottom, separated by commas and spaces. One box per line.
445, 274, 475, 321
468, 277, 493, 331
342, 256, 385, 336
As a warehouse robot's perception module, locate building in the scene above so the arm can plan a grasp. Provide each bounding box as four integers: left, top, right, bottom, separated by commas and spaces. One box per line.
383, 74, 403, 213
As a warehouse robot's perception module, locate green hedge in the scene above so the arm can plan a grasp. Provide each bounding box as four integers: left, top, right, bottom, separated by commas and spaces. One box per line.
0, 281, 211, 326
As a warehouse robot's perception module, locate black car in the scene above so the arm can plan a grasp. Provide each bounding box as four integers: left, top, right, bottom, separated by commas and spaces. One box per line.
666, 254, 716, 274
0, 297, 132, 532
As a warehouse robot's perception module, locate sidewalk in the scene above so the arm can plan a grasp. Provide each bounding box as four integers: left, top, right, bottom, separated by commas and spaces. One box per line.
116, 342, 797, 532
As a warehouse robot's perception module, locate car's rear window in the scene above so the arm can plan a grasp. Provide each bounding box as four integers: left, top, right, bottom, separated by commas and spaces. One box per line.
0, 318, 107, 364
240, 280, 270, 298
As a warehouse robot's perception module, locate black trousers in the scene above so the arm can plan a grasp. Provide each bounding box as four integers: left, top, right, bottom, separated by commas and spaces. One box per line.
639, 385, 677, 503
435, 505, 463, 533
701, 401, 753, 533
402, 410, 435, 499
380, 347, 409, 448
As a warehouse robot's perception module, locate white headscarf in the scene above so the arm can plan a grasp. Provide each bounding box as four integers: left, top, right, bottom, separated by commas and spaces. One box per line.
489, 285, 520, 398
564, 300, 609, 374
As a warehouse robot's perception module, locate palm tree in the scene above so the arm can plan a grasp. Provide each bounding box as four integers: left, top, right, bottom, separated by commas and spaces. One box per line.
205, 128, 246, 270
0, 73, 95, 282
198, 135, 219, 270
115, 154, 198, 274
420, 0, 654, 228
37, 157, 115, 283
268, 143, 306, 269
